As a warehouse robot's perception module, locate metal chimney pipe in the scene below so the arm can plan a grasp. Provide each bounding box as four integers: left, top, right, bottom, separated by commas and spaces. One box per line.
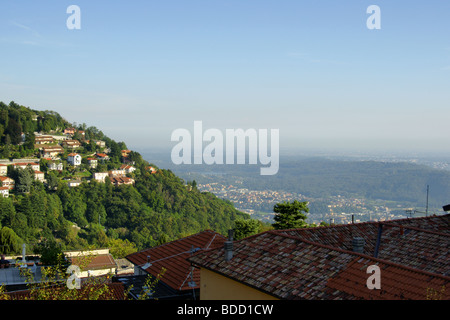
224, 229, 234, 261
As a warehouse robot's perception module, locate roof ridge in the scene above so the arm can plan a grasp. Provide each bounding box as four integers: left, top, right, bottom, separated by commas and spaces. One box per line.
272, 214, 449, 234
265, 230, 450, 281
127, 229, 224, 257
380, 221, 450, 237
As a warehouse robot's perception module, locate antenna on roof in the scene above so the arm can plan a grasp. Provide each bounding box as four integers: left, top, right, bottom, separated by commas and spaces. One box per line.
405, 185, 432, 218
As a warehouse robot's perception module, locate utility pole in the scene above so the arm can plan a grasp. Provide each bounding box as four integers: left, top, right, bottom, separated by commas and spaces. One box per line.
426, 185, 429, 217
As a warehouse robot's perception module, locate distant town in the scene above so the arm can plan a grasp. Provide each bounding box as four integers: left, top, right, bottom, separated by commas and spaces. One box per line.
196, 182, 425, 226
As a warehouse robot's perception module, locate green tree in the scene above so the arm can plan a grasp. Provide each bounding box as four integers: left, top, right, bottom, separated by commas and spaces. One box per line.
0, 226, 22, 254
272, 200, 310, 230
5, 117, 22, 145
234, 218, 261, 240
14, 167, 34, 193
46, 172, 59, 191
0, 197, 16, 227
108, 238, 137, 259
35, 239, 68, 266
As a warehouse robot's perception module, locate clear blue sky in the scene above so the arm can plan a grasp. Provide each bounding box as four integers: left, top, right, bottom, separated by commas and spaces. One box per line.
1, 0, 449, 155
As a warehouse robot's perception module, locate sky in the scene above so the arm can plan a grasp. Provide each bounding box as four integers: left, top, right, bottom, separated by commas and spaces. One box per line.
0, 0, 449, 156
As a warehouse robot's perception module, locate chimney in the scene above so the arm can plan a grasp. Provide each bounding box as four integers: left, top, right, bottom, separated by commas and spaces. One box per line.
224, 229, 234, 261
352, 237, 365, 254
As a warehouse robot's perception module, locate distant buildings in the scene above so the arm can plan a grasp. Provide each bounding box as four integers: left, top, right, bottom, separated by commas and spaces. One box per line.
34, 135, 54, 145
0, 127, 151, 193
119, 164, 136, 175
0, 187, 9, 198
62, 139, 81, 149
48, 161, 63, 171
12, 162, 40, 171
109, 176, 135, 186
0, 164, 7, 176
87, 158, 98, 169
146, 166, 157, 174
93, 172, 109, 182
34, 171, 45, 182
94, 140, 106, 148
96, 153, 109, 162
41, 145, 64, 158
109, 169, 125, 177
67, 180, 82, 188
63, 128, 76, 135
0, 176, 15, 190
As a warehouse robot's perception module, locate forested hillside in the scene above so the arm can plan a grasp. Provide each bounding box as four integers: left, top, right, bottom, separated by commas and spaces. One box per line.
0, 101, 248, 256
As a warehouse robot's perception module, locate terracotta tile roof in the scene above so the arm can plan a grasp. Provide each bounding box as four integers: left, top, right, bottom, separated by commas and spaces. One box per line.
96, 153, 109, 158
188, 215, 450, 300
68, 153, 79, 157
110, 176, 134, 185
274, 215, 450, 276
325, 258, 449, 300
119, 164, 134, 170
70, 254, 117, 271
13, 162, 39, 166
42, 146, 64, 153
388, 214, 450, 234
126, 230, 226, 292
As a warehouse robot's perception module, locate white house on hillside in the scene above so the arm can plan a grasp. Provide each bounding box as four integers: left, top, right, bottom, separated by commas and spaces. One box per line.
67, 153, 82, 166
0, 165, 7, 176
0, 187, 9, 198
93, 172, 109, 182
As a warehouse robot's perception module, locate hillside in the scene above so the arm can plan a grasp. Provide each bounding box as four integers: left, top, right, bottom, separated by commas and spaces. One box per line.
0, 101, 248, 255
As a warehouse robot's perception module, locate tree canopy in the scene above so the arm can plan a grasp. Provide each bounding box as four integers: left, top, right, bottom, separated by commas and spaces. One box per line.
272, 200, 310, 230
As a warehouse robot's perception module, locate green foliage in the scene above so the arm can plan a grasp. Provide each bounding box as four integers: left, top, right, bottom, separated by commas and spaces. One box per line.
234, 218, 261, 240
272, 200, 310, 230
13, 167, 34, 193
35, 239, 68, 266
7, 252, 119, 300
108, 238, 137, 259
136, 267, 166, 300
0, 226, 22, 254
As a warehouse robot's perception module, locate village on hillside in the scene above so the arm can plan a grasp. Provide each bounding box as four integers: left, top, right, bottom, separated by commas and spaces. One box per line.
0, 127, 158, 198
